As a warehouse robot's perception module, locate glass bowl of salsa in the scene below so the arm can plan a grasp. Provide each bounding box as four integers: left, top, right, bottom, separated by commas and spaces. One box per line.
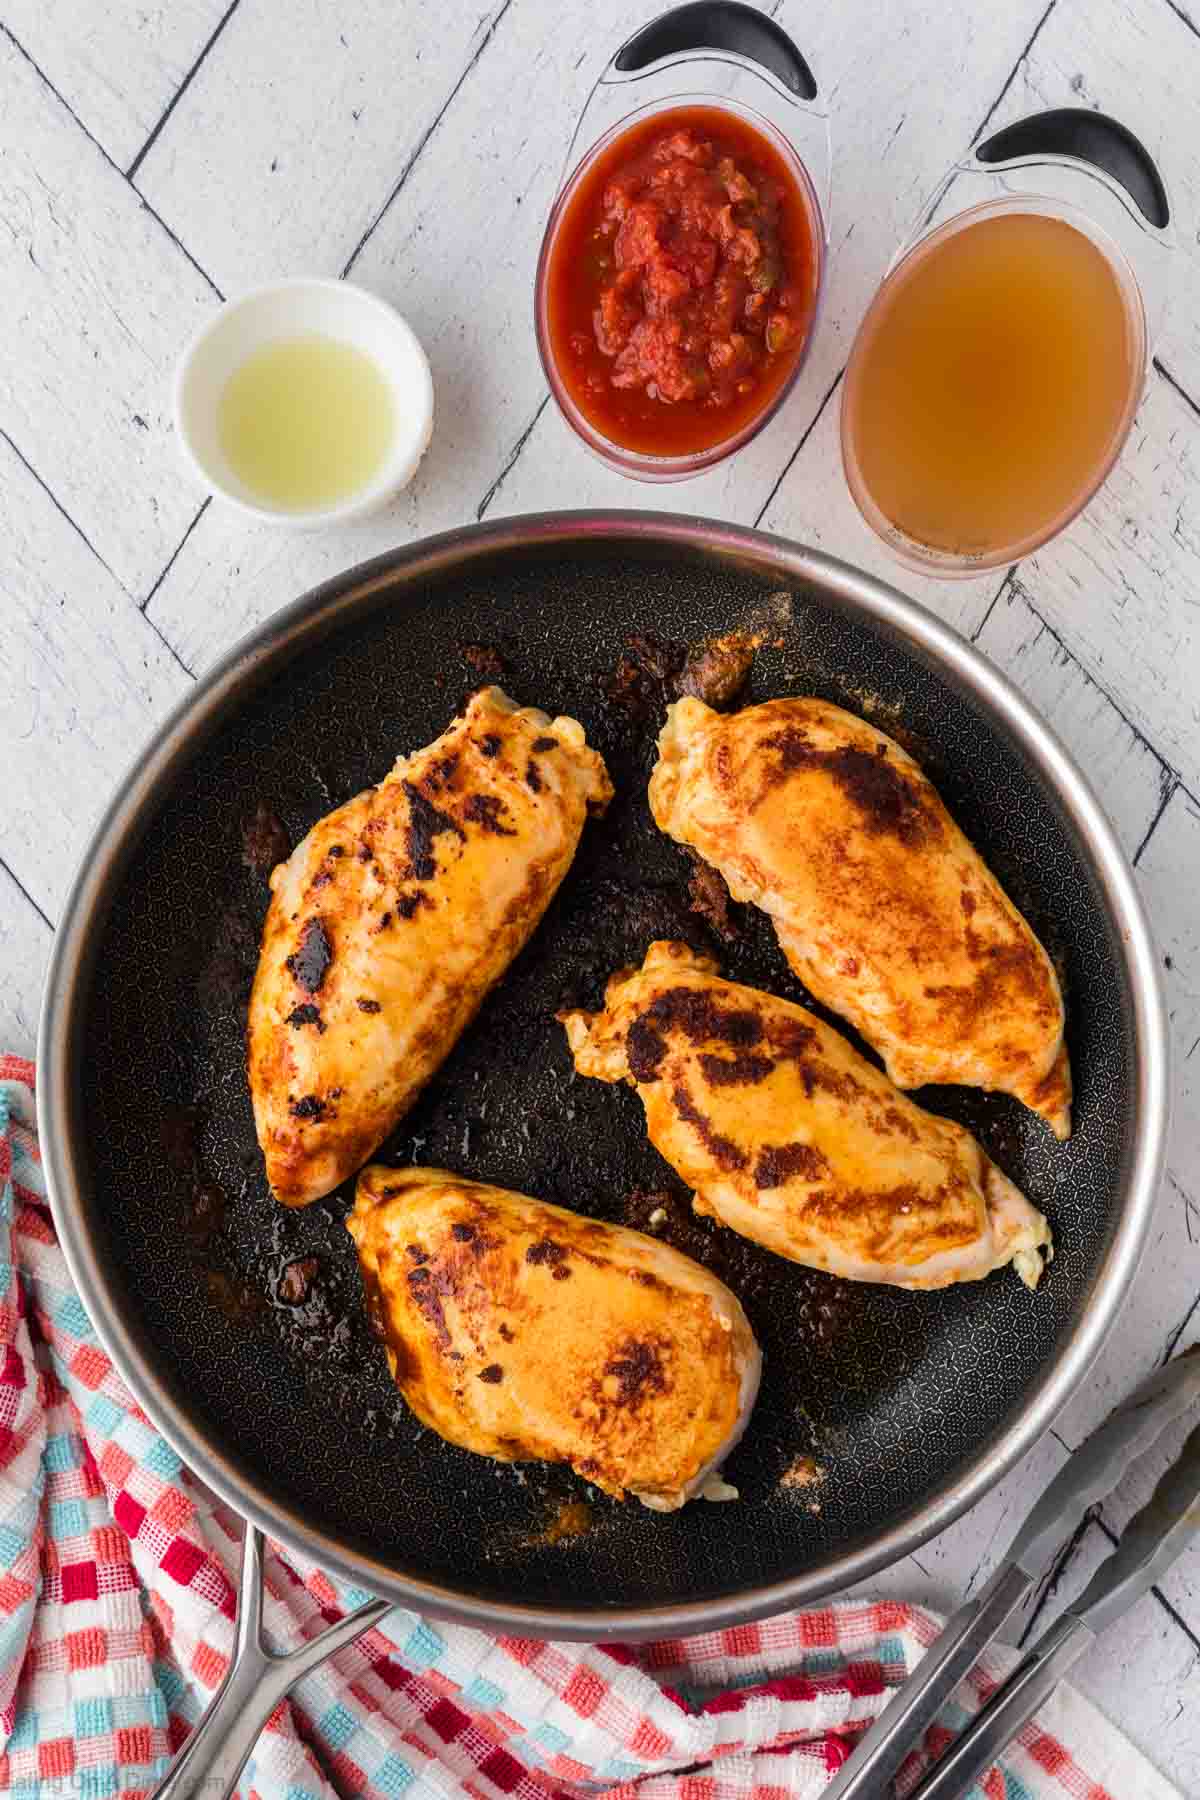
536, 6, 828, 481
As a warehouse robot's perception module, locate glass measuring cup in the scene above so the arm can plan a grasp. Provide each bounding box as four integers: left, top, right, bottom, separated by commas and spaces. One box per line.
841, 109, 1173, 576
535, 2, 831, 481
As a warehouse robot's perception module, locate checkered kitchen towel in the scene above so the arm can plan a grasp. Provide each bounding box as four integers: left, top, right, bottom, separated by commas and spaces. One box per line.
0, 1060, 1179, 1800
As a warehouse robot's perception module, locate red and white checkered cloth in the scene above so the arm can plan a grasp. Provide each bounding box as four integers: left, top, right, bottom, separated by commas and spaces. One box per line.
0, 1057, 1178, 1800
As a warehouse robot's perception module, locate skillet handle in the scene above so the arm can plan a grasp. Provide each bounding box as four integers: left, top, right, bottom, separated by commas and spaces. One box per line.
149, 1526, 392, 1800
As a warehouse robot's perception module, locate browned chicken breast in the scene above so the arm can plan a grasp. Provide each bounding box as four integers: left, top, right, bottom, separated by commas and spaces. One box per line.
649, 696, 1071, 1137
560, 942, 1052, 1290
347, 1165, 761, 1508
249, 689, 611, 1205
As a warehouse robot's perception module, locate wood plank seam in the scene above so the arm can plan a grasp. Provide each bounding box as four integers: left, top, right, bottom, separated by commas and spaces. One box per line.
476, 396, 551, 520
142, 613, 197, 680
1155, 356, 1200, 422
8, 0, 1190, 873
1017, 1503, 1102, 1647
0, 22, 224, 302
1165, 1172, 1200, 1254
752, 367, 845, 527
1159, 0, 1200, 47
0, 857, 54, 934
970, 0, 1059, 146
1095, 1513, 1200, 1653
1134, 777, 1182, 867
2, 425, 198, 686
340, 0, 516, 278
125, 0, 242, 182
1162, 1285, 1200, 1367
0, 426, 121, 586
968, 571, 1018, 644
1009, 575, 1196, 823
140, 502, 212, 617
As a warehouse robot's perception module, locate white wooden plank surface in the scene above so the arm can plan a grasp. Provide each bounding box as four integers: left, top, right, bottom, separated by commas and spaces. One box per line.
0, 31, 218, 603
0, 435, 192, 917
134, 0, 516, 295
0, 869, 51, 1063
1013, 372, 1200, 825
982, 0, 1200, 397
1039, 786, 1200, 1674
1, 0, 232, 172
973, 578, 1171, 858
5, 0, 1200, 1783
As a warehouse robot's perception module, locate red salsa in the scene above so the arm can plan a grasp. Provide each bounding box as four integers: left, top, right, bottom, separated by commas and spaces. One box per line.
542, 106, 819, 458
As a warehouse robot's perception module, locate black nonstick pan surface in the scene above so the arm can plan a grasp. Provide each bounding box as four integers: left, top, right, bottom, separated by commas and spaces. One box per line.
40, 513, 1166, 1637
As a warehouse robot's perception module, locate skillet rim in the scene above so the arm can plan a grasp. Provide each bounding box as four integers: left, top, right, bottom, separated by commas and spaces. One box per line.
37, 510, 1170, 1640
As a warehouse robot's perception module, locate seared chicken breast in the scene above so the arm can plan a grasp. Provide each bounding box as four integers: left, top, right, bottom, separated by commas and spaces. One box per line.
560, 942, 1052, 1289
650, 696, 1071, 1137
347, 1165, 761, 1509
249, 689, 611, 1205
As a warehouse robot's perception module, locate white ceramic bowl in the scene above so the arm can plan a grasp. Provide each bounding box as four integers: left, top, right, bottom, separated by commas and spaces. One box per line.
174, 279, 434, 527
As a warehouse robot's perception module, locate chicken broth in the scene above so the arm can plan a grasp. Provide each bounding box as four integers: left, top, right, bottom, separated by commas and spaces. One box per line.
842, 209, 1142, 562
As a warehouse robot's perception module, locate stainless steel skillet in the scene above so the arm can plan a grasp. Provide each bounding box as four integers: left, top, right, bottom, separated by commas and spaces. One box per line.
37, 514, 1167, 1777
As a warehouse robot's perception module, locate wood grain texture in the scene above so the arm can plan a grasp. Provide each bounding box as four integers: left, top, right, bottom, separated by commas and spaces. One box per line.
0, 867, 51, 1062
1015, 372, 1200, 802
134, 0, 515, 293
982, 0, 1199, 396
1, 0, 232, 170
0, 435, 191, 916
0, 33, 218, 601
974, 579, 1170, 858
1048, 788, 1200, 1662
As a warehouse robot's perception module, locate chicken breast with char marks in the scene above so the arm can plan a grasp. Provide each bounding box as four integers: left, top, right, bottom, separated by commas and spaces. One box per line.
249, 688, 612, 1206
649, 696, 1071, 1137
347, 1165, 761, 1509
560, 941, 1052, 1290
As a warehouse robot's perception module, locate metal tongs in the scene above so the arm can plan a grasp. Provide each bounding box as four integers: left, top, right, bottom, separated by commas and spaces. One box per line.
826, 1348, 1200, 1800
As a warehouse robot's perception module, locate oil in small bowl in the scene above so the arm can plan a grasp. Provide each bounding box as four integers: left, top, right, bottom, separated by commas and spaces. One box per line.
217, 332, 396, 513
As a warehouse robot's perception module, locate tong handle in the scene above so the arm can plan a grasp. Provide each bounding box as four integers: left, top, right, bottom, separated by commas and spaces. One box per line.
906, 1611, 1095, 1800
149, 1528, 391, 1800
822, 1561, 1031, 1800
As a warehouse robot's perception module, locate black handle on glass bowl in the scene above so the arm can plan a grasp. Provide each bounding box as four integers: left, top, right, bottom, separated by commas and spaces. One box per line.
977, 108, 1169, 229
615, 2, 818, 101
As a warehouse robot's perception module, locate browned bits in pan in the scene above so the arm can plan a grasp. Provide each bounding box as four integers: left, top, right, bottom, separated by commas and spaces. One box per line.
277, 1256, 320, 1305
241, 803, 291, 876
461, 642, 506, 677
